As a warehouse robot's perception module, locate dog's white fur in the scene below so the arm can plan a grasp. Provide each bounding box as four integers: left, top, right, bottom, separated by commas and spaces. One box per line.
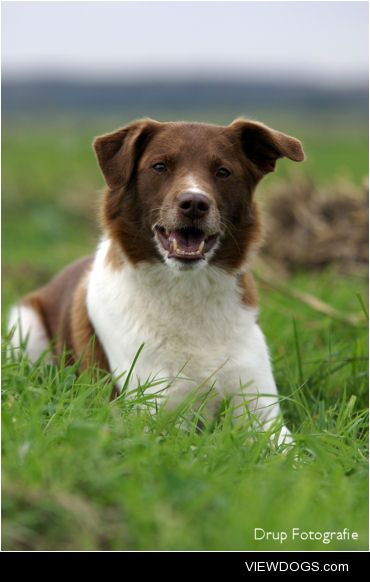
85, 239, 291, 444
8, 304, 51, 363
9, 237, 291, 445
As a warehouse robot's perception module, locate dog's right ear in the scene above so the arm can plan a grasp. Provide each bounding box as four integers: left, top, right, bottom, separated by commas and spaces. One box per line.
229, 118, 305, 176
93, 119, 160, 190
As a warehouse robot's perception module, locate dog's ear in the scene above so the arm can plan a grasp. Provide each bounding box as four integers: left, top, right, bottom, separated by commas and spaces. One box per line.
93, 118, 160, 190
230, 118, 305, 175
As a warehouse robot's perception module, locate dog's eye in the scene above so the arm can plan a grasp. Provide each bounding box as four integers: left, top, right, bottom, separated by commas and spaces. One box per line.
216, 167, 231, 178
152, 162, 167, 173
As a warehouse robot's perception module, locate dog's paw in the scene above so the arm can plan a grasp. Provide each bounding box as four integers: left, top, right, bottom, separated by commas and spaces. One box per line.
272, 425, 295, 453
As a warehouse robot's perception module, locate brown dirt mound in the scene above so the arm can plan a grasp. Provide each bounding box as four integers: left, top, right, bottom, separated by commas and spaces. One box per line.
261, 176, 368, 273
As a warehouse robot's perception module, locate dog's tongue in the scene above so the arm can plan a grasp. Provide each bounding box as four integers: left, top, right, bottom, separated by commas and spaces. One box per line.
169, 229, 205, 252
168, 228, 205, 259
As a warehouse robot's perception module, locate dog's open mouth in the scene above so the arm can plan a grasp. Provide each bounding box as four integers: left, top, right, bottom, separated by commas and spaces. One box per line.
155, 226, 219, 261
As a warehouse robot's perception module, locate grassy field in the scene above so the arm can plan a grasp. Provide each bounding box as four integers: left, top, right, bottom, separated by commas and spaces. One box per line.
2, 114, 368, 551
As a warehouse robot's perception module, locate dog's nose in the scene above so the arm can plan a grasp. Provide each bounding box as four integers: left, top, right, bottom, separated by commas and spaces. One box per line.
177, 192, 210, 219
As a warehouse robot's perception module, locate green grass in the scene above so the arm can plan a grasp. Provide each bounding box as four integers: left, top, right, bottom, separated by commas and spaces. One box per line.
2, 115, 368, 551
2, 321, 368, 551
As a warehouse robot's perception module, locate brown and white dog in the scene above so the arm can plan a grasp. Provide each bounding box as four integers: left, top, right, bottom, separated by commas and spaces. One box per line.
8, 118, 304, 443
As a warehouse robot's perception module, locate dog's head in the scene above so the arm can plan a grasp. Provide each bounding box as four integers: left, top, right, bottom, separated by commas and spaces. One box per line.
93, 118, 304, 272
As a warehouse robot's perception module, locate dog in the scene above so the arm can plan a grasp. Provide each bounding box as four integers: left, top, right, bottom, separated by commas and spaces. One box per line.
8, 118, 304, 444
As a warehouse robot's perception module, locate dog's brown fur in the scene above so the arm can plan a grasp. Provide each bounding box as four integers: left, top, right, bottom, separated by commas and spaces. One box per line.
22, 257, 107, 370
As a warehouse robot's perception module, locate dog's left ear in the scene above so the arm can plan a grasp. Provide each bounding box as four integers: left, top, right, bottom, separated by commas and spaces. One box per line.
230, 118, 305, 175
93, 118, 161, 190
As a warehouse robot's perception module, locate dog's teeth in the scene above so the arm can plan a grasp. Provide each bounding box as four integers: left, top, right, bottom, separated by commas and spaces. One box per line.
173, 238, 178, 252
198, 241, 205, 254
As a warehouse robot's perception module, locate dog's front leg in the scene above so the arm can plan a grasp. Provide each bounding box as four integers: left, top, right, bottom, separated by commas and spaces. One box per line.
224, 324, 292, 448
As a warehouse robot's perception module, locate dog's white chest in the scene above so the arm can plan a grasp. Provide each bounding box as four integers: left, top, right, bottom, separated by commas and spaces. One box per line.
86, 241, 261, 395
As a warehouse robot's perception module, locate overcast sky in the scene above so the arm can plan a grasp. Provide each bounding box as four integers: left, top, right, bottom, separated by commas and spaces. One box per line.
2, 1, 368, 84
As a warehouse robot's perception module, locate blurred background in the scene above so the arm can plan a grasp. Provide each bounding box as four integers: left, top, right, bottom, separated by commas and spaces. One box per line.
2, 0, 368, 312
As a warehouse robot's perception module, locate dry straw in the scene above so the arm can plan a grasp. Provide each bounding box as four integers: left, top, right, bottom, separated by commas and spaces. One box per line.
255, 175, 368, 326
